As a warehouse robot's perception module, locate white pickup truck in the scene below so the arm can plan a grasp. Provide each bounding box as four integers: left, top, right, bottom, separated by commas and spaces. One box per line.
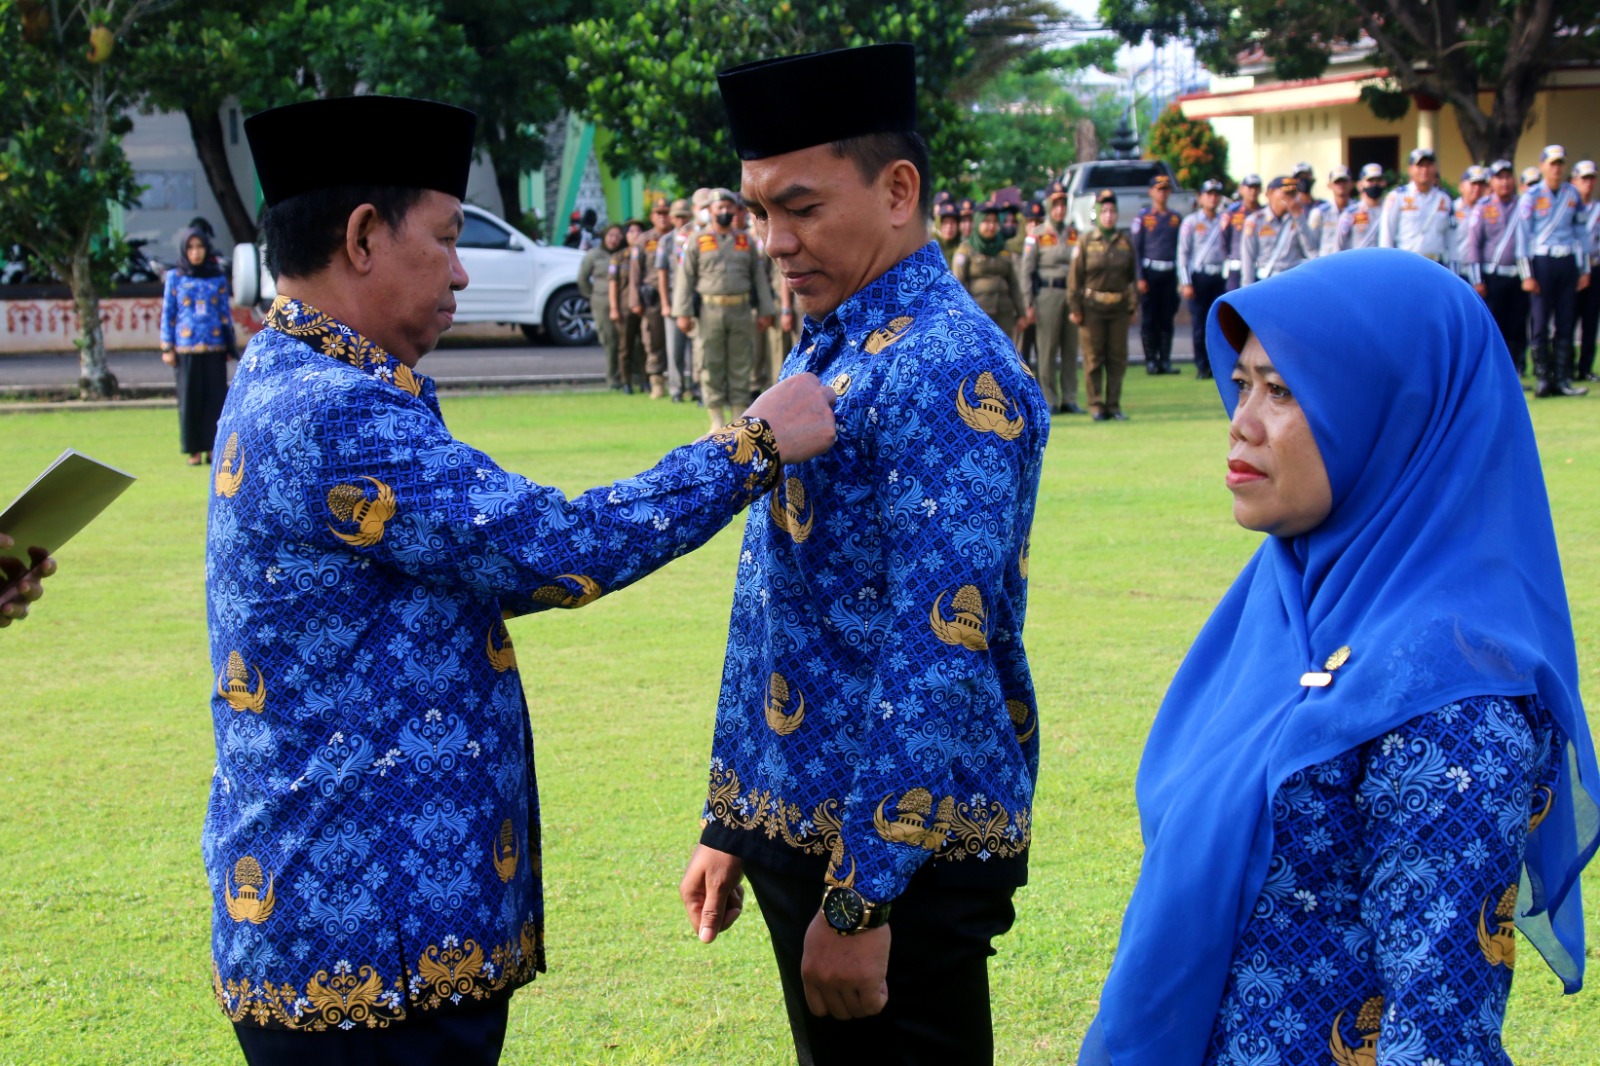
1059, 160, 1197, 234
232, 203, 595, 346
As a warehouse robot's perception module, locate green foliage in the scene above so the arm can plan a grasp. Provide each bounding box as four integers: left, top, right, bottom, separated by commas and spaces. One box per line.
1145, 102, 1227, 189
2, 384, 1599, 1061
568, 0, 982, 190
961, 65, 1120, 198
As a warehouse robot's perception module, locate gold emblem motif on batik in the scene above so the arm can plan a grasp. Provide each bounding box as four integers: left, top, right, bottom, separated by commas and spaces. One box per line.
214, 432, 244, 497
267, 296, 422, 395
486, 622, 517, 671
1018, 529, 1030, 580
931, 584, 990, 651
765, 672, 806, 735
1329, 994, 1383, 1066
418, 939, 486, 1002
1477, 883, 1518, 968
1007, 698, 1037, 744
955, 372, 1024, 440
769, 477, 814, 543
874, 787, 954, 850
863, 316, 915, 355
493, 819, 518, 883
326, 476, 396, 547
529, 574, 602, 609
224, 855, 276, 923
217, 651, 267, 713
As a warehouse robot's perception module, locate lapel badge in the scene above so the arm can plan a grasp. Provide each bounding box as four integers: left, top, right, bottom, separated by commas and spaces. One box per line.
1301, 645, 1352, 688
863, 316, 914, 355
831, 372, 852, 397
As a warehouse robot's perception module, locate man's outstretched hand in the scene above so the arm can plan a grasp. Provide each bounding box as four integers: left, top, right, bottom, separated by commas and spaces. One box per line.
679, 844, 746, 944
743, 372, 838, 464
0, 533, 55, 628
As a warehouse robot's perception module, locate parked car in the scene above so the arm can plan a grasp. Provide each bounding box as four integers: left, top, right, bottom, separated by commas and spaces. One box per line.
1059, 160, 1197, 235
232, 203, 595, 346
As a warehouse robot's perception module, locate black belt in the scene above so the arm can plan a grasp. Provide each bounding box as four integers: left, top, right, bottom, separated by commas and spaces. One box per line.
1043, 277, 1068, 289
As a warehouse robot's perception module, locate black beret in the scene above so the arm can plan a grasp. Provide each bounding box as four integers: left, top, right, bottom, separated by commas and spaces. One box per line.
246, 96, 476, 208
718, 43, 917, 161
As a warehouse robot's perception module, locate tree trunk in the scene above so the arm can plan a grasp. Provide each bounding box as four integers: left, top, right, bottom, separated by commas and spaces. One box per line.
71, 252, 116, 400
186, 106, 257, 245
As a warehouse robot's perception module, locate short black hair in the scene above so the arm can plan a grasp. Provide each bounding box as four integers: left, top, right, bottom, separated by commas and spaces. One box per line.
260, 185, 428, 279
829, 131, 932, 217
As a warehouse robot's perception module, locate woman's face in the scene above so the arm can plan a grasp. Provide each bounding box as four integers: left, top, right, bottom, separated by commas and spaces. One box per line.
1097, 202, 1117, 229
186, 236, 208, 266
977, 214, 999, 238
1226, 334, 1332, 538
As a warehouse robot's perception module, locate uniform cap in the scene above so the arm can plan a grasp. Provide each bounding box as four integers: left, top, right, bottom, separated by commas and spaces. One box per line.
976, 200, 1002, 215
1573, 160, 1598, 179
1267, 176, 1298, 193
1024, 200, 1045, 221
1541, 144, 1566, 163
650, 197, 671, 213
669, 198, 693, 218
1292, 161, 1314, 178
1488, 159, 1514, 176
1408, 146, 1437, 165
1462, 165, 1489, 185
1359, 163, 1385, 181
1522, 166, 1541, 186
246, 96, 476, 208
691, 188, 712, 208
1200, 178, 1224, 193
1045, 180, 1067, 201
1094, 188, 1117, 205
710, 187, 740, 205
936, 202, 959, 219
1239, 173, 1262, 188
717, 43, 916, 160
1150, 174, 1173, 189
958, 197, 976, 216
1327, 165, 1352, 183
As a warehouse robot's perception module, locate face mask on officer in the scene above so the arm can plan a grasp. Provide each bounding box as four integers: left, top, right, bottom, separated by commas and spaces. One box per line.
697, 208, 711, 225
715, 210, 735, 228
1362, 183, 1385, 201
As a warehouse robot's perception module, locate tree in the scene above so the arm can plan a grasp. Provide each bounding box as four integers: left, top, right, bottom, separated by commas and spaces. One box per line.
961, 58, 1121, 196
1098, 0, 1600, 164
1, 0, 168, 398
569, 0, 1032, 192
1146, 102, 1228, 189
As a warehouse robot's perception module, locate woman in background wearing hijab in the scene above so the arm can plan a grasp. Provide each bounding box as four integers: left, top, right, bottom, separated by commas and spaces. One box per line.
160, 226, 235, 465
1080, 248, 1599, 1064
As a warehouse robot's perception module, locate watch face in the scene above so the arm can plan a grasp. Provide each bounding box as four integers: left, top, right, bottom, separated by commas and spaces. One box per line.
824, 887, 865, 931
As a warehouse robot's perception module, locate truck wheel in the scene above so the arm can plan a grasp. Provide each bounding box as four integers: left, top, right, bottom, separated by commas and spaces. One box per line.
535, 285, 595, 346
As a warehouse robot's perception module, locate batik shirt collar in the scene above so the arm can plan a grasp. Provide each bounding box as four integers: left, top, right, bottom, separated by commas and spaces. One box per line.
264, 294, 430, 399
797, 241, 947, 362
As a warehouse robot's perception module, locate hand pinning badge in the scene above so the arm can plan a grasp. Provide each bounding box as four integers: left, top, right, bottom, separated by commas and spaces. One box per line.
831, 373, 852, 397
1300, 645, 1351, 688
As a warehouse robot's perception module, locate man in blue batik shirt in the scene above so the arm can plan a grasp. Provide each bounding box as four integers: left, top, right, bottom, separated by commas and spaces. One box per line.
678, 44, 1049, 1064
206, 96, 836, 1066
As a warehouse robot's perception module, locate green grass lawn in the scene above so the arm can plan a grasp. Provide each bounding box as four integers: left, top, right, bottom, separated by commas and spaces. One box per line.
1, 374, 1597, 1064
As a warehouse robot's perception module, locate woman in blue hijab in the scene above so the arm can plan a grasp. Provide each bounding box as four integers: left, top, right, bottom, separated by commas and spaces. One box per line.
1080, 248, 1599, 1064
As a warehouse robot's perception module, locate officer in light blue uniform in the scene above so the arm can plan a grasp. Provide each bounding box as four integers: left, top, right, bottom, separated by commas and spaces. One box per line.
1222, 174, 1262, 291
1240, 176, 1315, 285
1379, 147, 1453, 261
1333, 163, 1388, 252
1520, 144, 1591, 396
1307, 165, 1352, 256
1573, 159, 1600, 381
1177, 178, 1228, 379
1451, 165, 1489, 277
1131, 173, 1183, 374
1464, 158, 1531, 375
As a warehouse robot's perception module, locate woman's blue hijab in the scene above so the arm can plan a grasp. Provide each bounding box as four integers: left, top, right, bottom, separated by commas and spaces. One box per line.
1081, 249, 1599, 1064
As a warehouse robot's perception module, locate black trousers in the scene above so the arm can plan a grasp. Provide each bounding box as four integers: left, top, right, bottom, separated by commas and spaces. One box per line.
1188, 272, 1226, 378
1137, 270, 1180, 371
1483, 274, 1530, 375
1577, 269, 1599, 377
744, 860, 1017, 1066
234, 997, 511, 1066
1530, 255, 1579, 379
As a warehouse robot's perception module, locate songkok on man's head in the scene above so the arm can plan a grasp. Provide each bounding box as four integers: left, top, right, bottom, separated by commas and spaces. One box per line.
245, 96, 476, 209
717, 43, 917, 160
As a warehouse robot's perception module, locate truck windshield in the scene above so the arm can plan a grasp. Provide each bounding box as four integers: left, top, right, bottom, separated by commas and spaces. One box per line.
1076, 163, 1166, 189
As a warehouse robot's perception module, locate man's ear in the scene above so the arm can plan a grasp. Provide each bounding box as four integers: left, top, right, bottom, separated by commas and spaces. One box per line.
883, 160, 922, 229
344, 204, 382, 276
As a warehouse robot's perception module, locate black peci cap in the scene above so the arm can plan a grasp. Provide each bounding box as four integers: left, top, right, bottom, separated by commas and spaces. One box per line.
246, 96, 477, 209
717, 43, 917, 161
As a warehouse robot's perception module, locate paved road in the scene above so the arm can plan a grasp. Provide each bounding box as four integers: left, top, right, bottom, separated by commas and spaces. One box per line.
0, 318, 1195, 398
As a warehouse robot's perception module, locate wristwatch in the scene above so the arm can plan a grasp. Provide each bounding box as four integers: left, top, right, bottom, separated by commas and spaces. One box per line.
821, 884, 891, 935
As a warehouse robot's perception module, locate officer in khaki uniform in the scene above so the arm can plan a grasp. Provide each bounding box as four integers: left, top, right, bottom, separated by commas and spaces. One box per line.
1068, 189, 1138, 420
578, 223, 624, 389
630, 199, 675, 398
673, 188, 775, 432
1022, 181, 1082, 413
656, 199, 698, 402
935, 201, 961, 264
952, 201, 1026, 340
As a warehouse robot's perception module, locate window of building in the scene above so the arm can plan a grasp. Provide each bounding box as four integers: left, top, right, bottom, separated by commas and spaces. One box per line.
1347, 136, 1400, 176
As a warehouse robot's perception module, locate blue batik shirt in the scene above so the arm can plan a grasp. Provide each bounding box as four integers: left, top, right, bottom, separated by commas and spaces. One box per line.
161, 269, 233, 353
205, 296, 780, 1030
699, 242, 1050, 904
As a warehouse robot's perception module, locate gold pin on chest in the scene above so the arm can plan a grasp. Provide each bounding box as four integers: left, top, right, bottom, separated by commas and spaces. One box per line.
1300, 645, 1352, 688
831, 372, 852, 396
